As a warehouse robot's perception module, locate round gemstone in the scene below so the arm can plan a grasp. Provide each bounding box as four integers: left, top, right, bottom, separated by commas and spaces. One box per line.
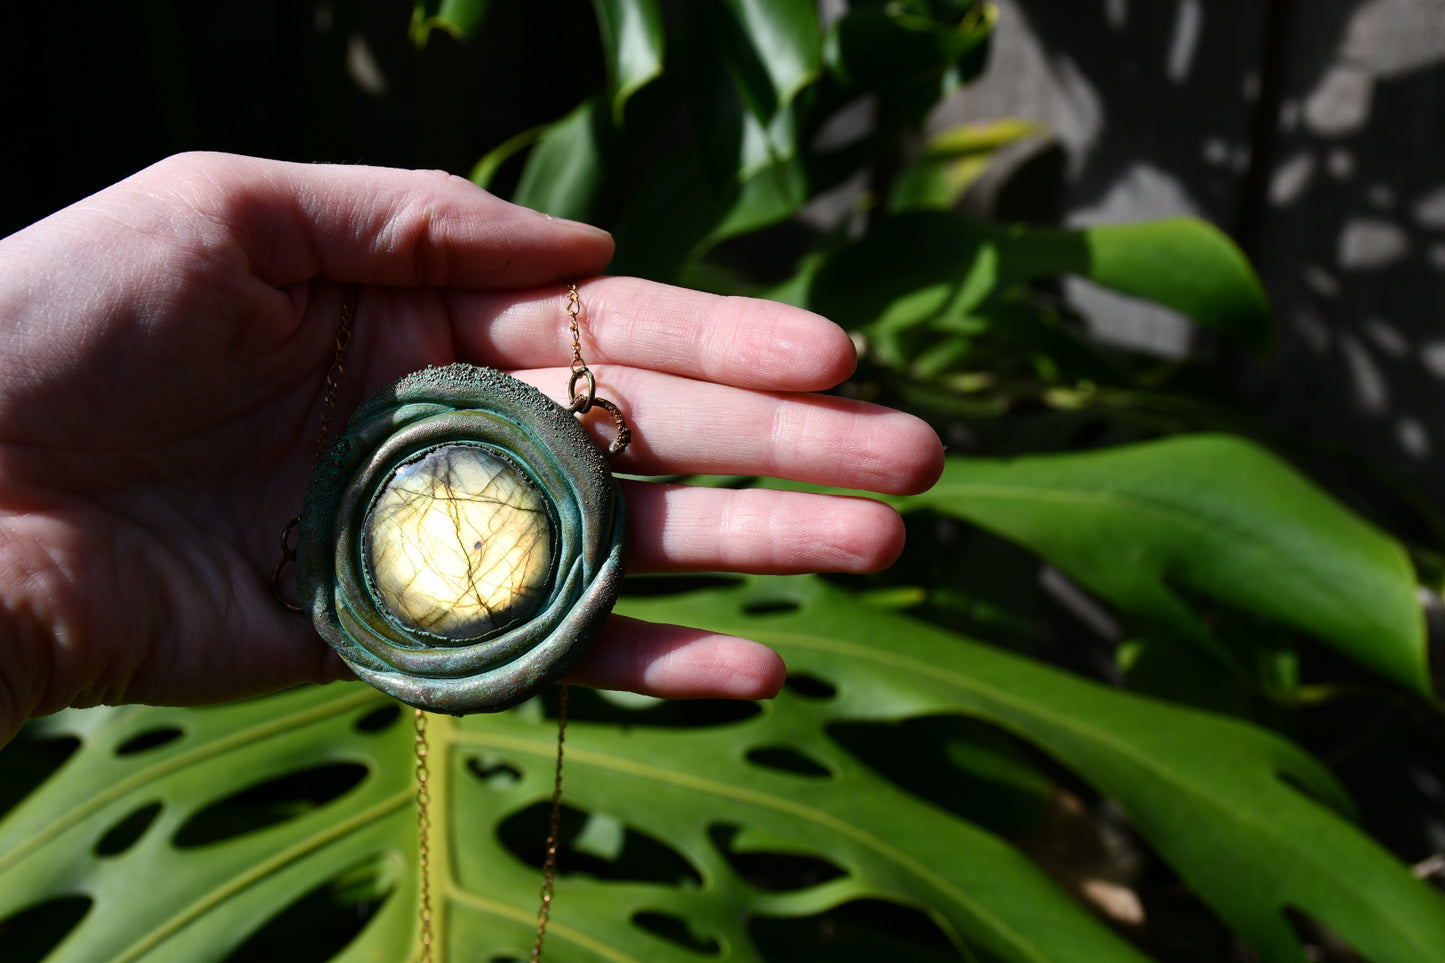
363, 445, 553, 639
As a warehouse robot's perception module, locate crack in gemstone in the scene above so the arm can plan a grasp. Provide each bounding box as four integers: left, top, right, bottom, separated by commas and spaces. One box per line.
363, 445, 554, 639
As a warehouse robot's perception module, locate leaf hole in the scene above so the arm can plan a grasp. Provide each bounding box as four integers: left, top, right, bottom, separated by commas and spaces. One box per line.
498, 803, 701, 887
174, 762, 369, 848
740, 597, 801, 616
0, 895, 92, 963
750, 898, 960, 961
564, 686, 761, 727
115, 726, 183, 756
829, 716, 1054, 836
465, 755, 523, 790
745, 745, 833, 778
632, 910, 721, 956
621, 574, 740, 596
784, 673, 837, 699
0, 733, 78, 819
353, 703, 402, 733
710, 824, 848, 893
221, 857, 394, 962
94, 801, 163, 857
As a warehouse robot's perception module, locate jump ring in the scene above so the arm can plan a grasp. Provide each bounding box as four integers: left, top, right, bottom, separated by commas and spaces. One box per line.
279, 517, 301, 559
587, 398, 632, 458
567, 368, 596, 414
271, 517, 303, 612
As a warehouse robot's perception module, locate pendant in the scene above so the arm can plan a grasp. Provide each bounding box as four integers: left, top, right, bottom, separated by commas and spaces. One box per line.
295, 362, 626, 713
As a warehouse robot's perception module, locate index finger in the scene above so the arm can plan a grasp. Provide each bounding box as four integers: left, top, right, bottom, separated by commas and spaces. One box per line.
452, 276, 858, 392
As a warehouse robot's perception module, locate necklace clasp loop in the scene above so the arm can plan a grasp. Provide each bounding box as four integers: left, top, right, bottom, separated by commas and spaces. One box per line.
566, 367, 596, 414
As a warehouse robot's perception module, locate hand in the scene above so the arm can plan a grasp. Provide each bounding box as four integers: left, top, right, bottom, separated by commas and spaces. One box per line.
0, 152, 943, 741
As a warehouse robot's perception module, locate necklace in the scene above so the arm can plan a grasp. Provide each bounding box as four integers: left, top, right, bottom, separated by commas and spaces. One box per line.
274, 281, 629, 961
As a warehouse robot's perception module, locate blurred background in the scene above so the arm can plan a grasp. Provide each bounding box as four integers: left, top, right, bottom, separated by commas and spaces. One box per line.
4, 0, 1444, 501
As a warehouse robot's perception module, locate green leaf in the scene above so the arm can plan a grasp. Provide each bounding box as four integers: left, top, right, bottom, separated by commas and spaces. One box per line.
809, 211, 1274, 351
461, 696, 1145, 962
909, 436, 1430, 695
7, 574, 1439, 961
808, 212, 992, 335
0, 680, 1146, 963
891, 119, 1045, 211
410, 0, 491, 45
829, 4, 995, 120
722, 0, 823, 111
0, 687, 418, 963
1069, 218, 1276, 353
510, 95, 611, 222
590, 0, 665, 123
702, 136, 810, 247
467, 124, 548, 191
608, 53, 819, 278
620, 576, 1445, 963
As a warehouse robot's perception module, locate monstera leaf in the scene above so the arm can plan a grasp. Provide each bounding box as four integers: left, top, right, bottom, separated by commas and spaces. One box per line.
5, 576, 1442, 962
621, 577, 1445, 963
0, 677, 1140, 963
909, 436, 1431, 696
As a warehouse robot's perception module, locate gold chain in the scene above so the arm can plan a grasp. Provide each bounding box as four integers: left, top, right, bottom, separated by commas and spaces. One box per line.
530, 685, 570, 962
312, 284, 358, 472
564, 281, 631, 457
415, 709, 435, 963
273, 280, 613, 962
271, 285, 358, 612
565, 282, 594, 411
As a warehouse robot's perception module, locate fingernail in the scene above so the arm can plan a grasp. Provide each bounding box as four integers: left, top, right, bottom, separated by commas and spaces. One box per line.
543, 212, 613, 239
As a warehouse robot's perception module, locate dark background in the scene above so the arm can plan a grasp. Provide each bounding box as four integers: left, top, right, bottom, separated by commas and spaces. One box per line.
4, 0, 1444, 506
0, 1, 601, 235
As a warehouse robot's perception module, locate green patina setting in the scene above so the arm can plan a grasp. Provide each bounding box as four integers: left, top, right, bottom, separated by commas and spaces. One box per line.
297, 363, 626, 713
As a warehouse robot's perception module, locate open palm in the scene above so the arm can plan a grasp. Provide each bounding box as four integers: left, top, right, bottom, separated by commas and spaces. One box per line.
0, 153, 942, 741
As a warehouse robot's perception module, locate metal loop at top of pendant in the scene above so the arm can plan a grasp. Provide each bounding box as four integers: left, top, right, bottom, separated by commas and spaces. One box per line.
567, 370, 631, 459
566, 368, 596, 414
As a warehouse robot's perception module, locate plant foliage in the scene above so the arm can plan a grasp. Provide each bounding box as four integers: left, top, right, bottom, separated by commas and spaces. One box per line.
2, 2, 1442, 962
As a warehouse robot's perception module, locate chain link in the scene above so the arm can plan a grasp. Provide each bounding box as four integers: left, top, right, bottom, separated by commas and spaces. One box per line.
531, 685, 570, 963
564, 281, 631, 458
415, 709, 434, 963
270, 283, 359, 611
311, 284, 357, 473
565, 283, 590, 410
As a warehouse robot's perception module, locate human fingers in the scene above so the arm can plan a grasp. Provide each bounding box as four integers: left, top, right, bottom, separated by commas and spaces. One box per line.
452, 276, 857, 392
108, 152, 616, 289
621, 483, 905, 574
567, 616, 786, 700
511, 367, 945, 496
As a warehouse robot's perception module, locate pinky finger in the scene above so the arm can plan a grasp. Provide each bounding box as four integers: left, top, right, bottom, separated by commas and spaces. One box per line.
567, 616, 786, 700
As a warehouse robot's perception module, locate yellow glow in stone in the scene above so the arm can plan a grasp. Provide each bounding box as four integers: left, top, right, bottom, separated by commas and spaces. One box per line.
364, 445, 554, 639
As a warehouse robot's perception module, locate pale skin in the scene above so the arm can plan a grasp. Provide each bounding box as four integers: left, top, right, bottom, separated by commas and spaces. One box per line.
0, 152, 945, 746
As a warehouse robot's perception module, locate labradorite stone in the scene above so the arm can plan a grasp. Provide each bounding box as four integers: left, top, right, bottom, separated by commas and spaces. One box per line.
363, 445, 553, 639
297, 363, 625, 714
